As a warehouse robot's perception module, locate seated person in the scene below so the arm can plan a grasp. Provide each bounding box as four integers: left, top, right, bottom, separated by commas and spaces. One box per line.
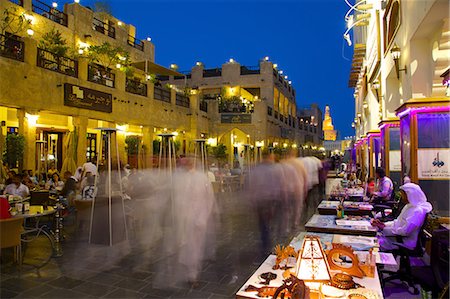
45, 173, 64, 191
371, 183, 432, 251
0, 196, 11, 219
348, 172, 361, 187
22, 173, 36, 190
230, 161, 242, 175
81, 175, 96, 200
60, 171, 78, 198
371, 167, 393, 204
366, 177, 375, 197
28, 170, 39, 185
5, 170, 16, 186
4, 174, 30, 198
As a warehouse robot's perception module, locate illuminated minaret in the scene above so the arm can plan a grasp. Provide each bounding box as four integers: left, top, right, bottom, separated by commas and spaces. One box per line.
323, 105, 337, 141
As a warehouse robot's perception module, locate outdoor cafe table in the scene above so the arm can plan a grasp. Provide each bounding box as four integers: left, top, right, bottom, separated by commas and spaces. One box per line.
305, 214, 378, 237
13, 205, 63, 256
235, 254, 384, 299
318, 200, 374, 216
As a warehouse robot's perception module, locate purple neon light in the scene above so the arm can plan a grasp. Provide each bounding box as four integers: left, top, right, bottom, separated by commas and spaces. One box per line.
379, 122, 400, 130
397, 105, 450, 118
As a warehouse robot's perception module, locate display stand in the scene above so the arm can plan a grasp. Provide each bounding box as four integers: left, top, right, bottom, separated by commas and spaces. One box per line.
89, 128, 128, 246
193, 139, 207, 172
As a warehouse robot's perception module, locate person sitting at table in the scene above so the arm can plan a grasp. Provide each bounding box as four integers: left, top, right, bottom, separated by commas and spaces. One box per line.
4, 174, 30, 198
5, 170, 16, 186
371, 183, 432, 251
28, 170, 39, 185
45, 173, 64, 192
230, 160, 242, 175
348, 172, 361, 187
47, 163, 58, 179
22, 172, 36, 190
370, 167, 393, 203
81, 175, 96, 200
61, 171, 78, 198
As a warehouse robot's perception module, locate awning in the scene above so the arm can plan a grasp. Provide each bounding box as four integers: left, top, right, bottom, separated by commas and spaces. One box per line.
131, 60, 184, 77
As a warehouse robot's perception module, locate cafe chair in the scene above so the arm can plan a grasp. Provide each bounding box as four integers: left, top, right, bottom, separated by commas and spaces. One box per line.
381, 214, 430, 294
0, 217, 24, 267
411, 228, 449, 298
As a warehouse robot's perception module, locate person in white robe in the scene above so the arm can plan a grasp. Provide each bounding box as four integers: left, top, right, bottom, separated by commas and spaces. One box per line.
371, 183, 432, 251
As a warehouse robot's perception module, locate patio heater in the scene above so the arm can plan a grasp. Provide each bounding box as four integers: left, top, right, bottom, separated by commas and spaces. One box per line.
193, 139, 208, 172
89, 128, 128, 246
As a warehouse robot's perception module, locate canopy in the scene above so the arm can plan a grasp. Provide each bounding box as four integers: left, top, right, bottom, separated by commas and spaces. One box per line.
131, 60, 184, 77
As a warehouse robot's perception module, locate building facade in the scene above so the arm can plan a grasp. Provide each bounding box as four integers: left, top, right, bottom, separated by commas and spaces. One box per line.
345, 0, 449, 215
162, 60, 324, 162
0, 0, 324, 174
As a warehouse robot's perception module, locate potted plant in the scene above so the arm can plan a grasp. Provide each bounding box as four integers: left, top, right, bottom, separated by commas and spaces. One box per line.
3, 133, 25, 171
125, 135, 140, 168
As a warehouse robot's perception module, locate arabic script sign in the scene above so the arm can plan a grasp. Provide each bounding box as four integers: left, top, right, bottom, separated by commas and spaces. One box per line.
221, 114, 251, 124
417, 149, 450, 180
64, 83, 112, 113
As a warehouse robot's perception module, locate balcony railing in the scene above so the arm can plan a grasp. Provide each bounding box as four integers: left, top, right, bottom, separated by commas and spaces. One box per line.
9, 0, 23, 6
37, 48, 78, 77
0, 33, 24, 61
199, 101, 208, 112
93, 17, 115, 38
176, 94, 190, 108
32, 0, 68, 26
127, 35, 144, 51
88, 64, 115, 87
203, 68, 222, 78
240, 65, 260, 75
154, 85, 171, 103
126, 78, 147, 96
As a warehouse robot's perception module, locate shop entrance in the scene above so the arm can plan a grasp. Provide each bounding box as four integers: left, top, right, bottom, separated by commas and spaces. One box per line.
37, 129, 66, 172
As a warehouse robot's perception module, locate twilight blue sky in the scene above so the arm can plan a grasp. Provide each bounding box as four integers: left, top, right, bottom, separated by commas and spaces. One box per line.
81, 0, 355, 137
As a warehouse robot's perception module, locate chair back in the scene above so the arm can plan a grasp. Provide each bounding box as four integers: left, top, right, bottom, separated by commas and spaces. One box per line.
74, 199, 93, 212
0, 217, 24, 249
410, 213, 431, 257
30, 190, 50, 206
430, 228, 450, 289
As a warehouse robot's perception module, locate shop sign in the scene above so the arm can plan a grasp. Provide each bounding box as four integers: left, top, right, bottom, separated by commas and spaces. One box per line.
221, 114, 251, 124
389, 150, 401, 171
417, 148, 450, 179
64, 83, 112, 113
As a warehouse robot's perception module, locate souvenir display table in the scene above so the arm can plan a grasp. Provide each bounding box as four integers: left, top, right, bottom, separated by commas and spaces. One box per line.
318, 200, 373, 216
235, 255, 384, 299
305, 214, 378, 237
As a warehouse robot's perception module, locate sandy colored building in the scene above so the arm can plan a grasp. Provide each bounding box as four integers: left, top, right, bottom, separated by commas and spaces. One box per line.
0, 0, 203, 173
162, 59, 324, 163
346, 0, 449, 215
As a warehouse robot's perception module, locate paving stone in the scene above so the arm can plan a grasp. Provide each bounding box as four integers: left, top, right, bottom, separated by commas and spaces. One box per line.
1, 277, 40, 293
39, 288, 93, 298
88, 273, 124, 285
102, 288, 145, 298
73, 281, 116, 297
0, 288, 19, 299
114, 277, 148, 291
15, 284, 57, 298
47, 276, 85, 290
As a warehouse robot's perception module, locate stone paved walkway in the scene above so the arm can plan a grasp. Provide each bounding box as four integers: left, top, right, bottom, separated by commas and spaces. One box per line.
1, 186, 419, 298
